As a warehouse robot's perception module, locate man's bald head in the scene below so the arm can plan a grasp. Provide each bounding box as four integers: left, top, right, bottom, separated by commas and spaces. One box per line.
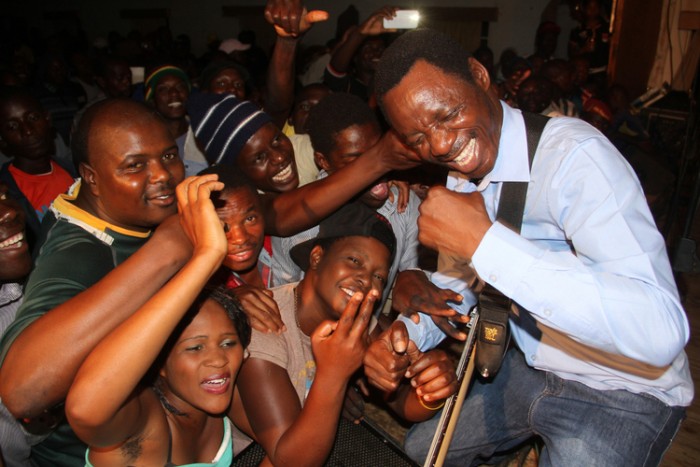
72, 98, 165, 171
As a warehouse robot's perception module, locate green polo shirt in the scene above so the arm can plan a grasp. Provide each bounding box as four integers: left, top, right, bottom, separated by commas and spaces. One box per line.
0, 182, 151, 467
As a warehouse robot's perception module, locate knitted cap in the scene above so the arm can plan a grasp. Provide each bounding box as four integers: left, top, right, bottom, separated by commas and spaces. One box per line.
144, 65, 191, 101
187, 93, 272, 165
290, 202, 396, 271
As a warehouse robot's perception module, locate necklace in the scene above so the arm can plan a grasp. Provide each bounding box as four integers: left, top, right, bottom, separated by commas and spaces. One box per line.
293, 286, 302, 331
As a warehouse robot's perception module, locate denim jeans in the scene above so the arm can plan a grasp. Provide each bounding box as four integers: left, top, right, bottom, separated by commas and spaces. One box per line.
405, 349, 685, 467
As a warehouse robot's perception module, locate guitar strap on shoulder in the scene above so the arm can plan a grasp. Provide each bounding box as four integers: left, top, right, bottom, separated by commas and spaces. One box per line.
474, 112, 549, 378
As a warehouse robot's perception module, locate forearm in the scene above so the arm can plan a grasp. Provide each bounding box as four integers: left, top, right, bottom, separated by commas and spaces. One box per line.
265, 36, 298, 129
66, 251, 222, 427
267, 371, 347, 466
386, 385, 442, 423
266, 146, 390, 236
0, 235, 190, 418
473, 222, 687, 366
328, 26, 365, 74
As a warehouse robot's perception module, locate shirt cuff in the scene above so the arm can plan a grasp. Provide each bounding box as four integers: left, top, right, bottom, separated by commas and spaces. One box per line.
472, 221, 542, 298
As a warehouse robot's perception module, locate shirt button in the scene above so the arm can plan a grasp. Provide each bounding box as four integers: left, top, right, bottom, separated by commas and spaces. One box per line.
544, 308, 552, 317
530, 354, 537, 361
489, 274, 497, 282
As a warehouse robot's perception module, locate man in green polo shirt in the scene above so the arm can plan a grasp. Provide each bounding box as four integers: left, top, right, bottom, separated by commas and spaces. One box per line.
0, 98, 190, 466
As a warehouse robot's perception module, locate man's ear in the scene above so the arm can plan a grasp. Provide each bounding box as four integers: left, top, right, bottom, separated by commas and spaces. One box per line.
314, 151, 331, 172
79, 163, 100, 197
309, 244, 325, 270
468, 57, 491, 92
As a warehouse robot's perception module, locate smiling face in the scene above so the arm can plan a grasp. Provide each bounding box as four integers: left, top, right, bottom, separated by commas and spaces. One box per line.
0, 183, 31, 282
0, 94, 54, 162
160, 298, 245, 415
382, 59, 502, 180
356, 37, 386, 75
152, 74, 189, 120
237, 122, 298, 193
215, 187, 264, 274
310, 236, 390, 319
316, 123, 388, 209
82, 105, 185, 232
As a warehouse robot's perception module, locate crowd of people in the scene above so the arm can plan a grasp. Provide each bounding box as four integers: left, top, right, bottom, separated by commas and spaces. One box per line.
0, 0, 693, 466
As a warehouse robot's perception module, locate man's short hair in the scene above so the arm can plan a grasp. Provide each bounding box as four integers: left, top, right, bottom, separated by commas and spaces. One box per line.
374, 29, 474, 107
71, 98, 161, 171
0, 85, 41, 116
306, 92, 379, 156
197, 163, 258, 200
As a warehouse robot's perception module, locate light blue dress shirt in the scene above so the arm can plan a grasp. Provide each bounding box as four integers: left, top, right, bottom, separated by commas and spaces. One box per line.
400, 102, 693, 407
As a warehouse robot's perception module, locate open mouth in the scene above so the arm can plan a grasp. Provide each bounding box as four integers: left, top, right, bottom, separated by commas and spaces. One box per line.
201, 374, 231, 394
340, 286, 359, 298
0, 232, 24, 250
226, 248, 254, 263
368, 182, 389, 200
448, 136, 478, 169
272, 163, 295, 184
147, 192, 176, 206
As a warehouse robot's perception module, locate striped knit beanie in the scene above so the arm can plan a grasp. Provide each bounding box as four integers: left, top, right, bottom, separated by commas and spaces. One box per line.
144, 65, 191, 101
187, 93, 271, 165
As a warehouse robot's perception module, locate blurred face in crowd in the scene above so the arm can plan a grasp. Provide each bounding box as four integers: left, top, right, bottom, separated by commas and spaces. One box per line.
315, 122, 388, 209
152, 74, 189, 121
0, 94, 53, 162
0, 182, 31, 282
209, 68, 247, 100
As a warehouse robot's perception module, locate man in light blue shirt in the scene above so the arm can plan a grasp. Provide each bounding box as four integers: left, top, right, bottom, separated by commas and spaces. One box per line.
364, 29, 693, 466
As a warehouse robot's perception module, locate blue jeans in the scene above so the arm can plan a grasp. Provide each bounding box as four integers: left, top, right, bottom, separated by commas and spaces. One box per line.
405, 349, 685, 466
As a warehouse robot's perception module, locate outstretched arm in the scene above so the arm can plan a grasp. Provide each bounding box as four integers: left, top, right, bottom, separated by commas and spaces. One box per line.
263, 129, 419, 236
264, 1, 327, 129
66, 175, 226, 446
0, 214, 194, 419
328, 6, 397, 75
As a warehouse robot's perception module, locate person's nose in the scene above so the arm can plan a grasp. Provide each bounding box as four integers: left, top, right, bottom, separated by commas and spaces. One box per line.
225, 223, 248, 246
269, 147, 287, 166
0, 201, 18, 224
149, 159, 172, 184
427, 126, 456, 159
204, 346, 229, 368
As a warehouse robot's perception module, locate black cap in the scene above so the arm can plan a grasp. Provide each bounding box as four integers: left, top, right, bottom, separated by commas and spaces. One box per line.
290, 202, 396, 271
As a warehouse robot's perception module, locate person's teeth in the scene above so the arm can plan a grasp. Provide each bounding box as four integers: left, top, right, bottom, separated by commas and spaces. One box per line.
340, 287, 355, 297
272, 164, 292, 182
0, 232, 23, 248
168, 102, 183, 108
453, 137, 477, 166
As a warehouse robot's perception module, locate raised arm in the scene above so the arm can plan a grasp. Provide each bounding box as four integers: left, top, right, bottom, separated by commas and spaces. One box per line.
263, 1, 328, 129
0, 214, 194, 419
328, 7, 397, 75
237, 291, 376, 466
263, 129, 419, 236
65, 175, 226, 446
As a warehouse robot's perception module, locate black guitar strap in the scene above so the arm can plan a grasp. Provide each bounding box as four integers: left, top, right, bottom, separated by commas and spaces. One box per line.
474, 112, 549, 378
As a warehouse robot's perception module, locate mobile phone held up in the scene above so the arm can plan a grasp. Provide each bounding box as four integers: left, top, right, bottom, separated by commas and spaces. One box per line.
383, 10, 420, 29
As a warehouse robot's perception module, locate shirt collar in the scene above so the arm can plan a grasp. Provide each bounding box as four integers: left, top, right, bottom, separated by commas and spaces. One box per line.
476, 101, 530, 190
